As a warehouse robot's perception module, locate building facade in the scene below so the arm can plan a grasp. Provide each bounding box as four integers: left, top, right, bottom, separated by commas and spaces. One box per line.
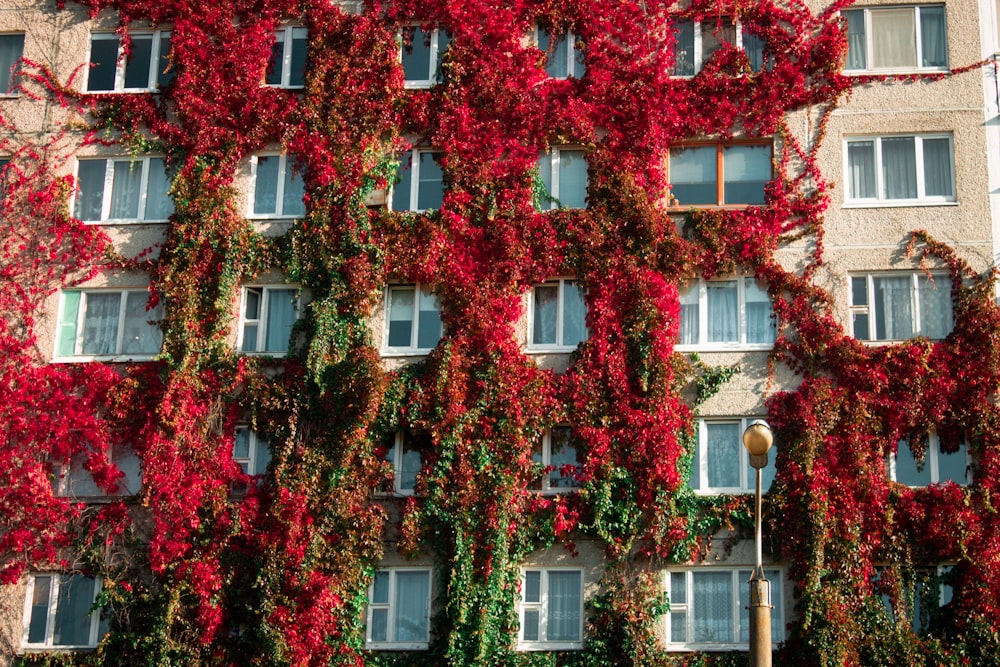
1, 0, 999, 664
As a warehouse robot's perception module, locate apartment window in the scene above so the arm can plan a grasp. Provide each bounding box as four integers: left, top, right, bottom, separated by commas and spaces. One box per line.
671, 19, 766, 76
367, 569, 432, 649
250, 154, 306, 218
689, 419, 777, 494
266, 27, 307, 88
531, 427, 582, 493
889, 437, 970, 486
86, 31, 173, 92
529, 279, 587, 350
380, 431, 426, 495
665, 568, 783, 648
52, 445, 142, 498
400, 26, 450, 88
536, 148, 588, 210
238, 286, 298, 355
384, 284, 442, 353
0, 33, 25, 94
537, 27, 585, 79
519, 568, 584, 650
56, 289, 163, 359
877, 565, 955, 633
677, 277, 776, 348
668, 143, 771, 207
845, 135, 954, 204
75, 157, 174, 223
233, 427, 272, 477
391, 150, 443, 212
843, 6, 947, 71
850, 273, 952, 341
22, 575, 109, 649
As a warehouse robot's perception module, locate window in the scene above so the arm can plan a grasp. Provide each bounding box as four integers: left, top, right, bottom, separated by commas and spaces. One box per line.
529, 279, 587, 350
536, 27, 585, 79
677, 277, 776, 348
238, 286, 299, 355
531, 427, 582, 493
689, 419, 777, 494
22, 575, 109, 649
671, 19, 766, 76
391, 150, 443, 212
383, 284, 443, 354
380, 431, 426, 495
52, 445, 142, 498
843, 6, 947, 72
850, 273, 952, 341
367, 568, 432, 649
668, 143, 771, 207
86, 31, 173, 92
844, 135, 954, 204
400, 26, 449, 88
519, 568, 583, 650
876, 565, 955, 633
266, 27, 307, 88
56, 289, 163, 360
665, 568, 783, 648
889, 436, 970, 486
536, 148, 588, 210
74, 157, 174, 223
0, 33, 25, 94
233, 427, 272, 477
250, 154, 306, 218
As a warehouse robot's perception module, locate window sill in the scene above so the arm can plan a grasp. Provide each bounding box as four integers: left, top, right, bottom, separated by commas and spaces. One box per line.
365, 642, 429, 651
240, 351, 290, 358
247, 215, 301, 221
855, 337, 947, 346
517, 642, 584, 652
82, 219, 170, 225
842, 200, 957, 209
374, 490, 417, 498
381, 348, 435, 358
525, 345, 585, 354
84, 88, 162, 94
664, 643, 752, 652
666, 203, 765, 211
845, 67, 949, 76
674, 344, 774, 352
403, 81, 436, 90
531, 488, 581, 496
51, 355, 158, 363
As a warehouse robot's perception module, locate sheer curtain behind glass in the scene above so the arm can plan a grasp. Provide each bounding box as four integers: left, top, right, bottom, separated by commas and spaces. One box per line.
871, 9, 916, 68
882, 137, 917, 199
264, 289, 296, 352
81, 293, 121, 355
0, 34, 24, 93
844, 10, 867, 69
563, 281, 587, 346
53, 575, 96, 646
707, 281, 737, 342
706, 423, 740, 488
874, 276, 913, 339
847, 140, 876, 199
745, 278, 776, 343
692, 572, 733, 642
394, 571, 429, 642
110, 162, 141, 219
121, 291, 162, 355
922, 138, 953, 197
678, 284, 699, 344
919, 6, 947, 67
558, 151, 588, 208
145, 158, 175, 220
253, 156, 279, 215
533, 284, 558, 345
547, 571, 582, 641
917, 275, 952, 339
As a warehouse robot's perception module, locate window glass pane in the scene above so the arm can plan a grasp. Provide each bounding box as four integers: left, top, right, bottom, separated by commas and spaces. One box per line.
701, 21, 735, 65
82, 292, 121, 355
895, 442, 932, 486
938, 442, 968, 484
692, 572, 733, 643
723, 145, 769, 205
844, 10, 867, 70
27, 576, 51, 644
399, 433, 422, 491
919, 6, 947, 67
122, 291, 161, 355
547, 571, 582, 641
264, 289, 296, 353
524, 571, 541, 603
110, 161, 141, 219
123, 34, 153, 89
558, 150, 588, 208
670, 572, 687, 604
523, 609, 540, 641
743, 30, 765, 72
671, 146, 716, 206
289, 29, 308, 87
922, 138, 953, 197
544, 30, 569, 78
388, 287, 415, 347
562, 281, 587, 347
88, 36, 119, 91
745, 278, 776, 344
706, 281, 738, 343
416, 152, 443, 211
434, 32, 450, 84
372, 571, 389, 604
672, 20, 695, 76
882, 137, 918, 199
393, 155, 413, 211
536, 152, 554, 209
0, 33, 25, 93
394, 571, 429, 642
266, 32, 285, 85
253, 156, 279, 215
847, 141, 877, 199
549, 427, 581, 488
851, 276, 869, 306
370, 608, 388, 642
678, 285, 699, 345
234, 428, 251, 463
917, 275, 951, 339
670, 611, 687, 642
689, 431, 701, 490
401, 27, 432, 81
871, 8, 917, 68
532, 285, 558, 345
156, 34, 173, 88
706, 423, 740, 488
145, 158, 174, 220
75, 159, 108, 221
58, 291, 81, 357
874, 276, 913, 340
253, 438, 272, 475
282, 162, 305, 217
416, 288, 442, 349
53, 575, 95, 646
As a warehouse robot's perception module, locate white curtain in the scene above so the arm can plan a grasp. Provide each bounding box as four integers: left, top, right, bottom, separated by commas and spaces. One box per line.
871, 9, 916, 68
544, 30, 569, 79
110, 161, 141, 219
844, 10, 867, 69
917, 275, 952, 339
253, 156, 279, 215
678, 285, 699, 345
388, 287, 415, 347
920, 6, 947, 67
122, 291, 162, 354
692, 572, 733, 642
745, 278, 776, 344
882, 137, 917, 200
145, 158, 174, 220
394, 571, 430, 642
75, 159, 108, 221
874, 276, 913, 340
562, 281, 587, 346
707, 281, 737, 343
264, 289, 296, 353
706, 423, 740, 488
547, 571, 581, 641
0, 33, 24, 93
81, 293, 121, 355
922, 138, 953, 198
847, 141, 876, 199
533, 285, 558, 345
558, 150, 588, 209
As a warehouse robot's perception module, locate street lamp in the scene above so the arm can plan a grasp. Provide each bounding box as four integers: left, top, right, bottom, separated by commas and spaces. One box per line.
743, 419, 774, 667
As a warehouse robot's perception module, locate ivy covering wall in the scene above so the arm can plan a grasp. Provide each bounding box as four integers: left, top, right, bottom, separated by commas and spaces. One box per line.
1, 0, 999, 665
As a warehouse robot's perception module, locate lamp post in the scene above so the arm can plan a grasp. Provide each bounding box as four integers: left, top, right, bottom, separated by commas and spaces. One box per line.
743, 419, 774, 667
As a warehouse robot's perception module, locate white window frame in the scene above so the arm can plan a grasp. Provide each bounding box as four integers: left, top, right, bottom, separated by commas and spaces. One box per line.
22, 575, 107, 649
536, 147, 588, 210
664, 567, 784, 650
52, 444, 142, 499
0, 33, 25, 96
382, 283, 443, 355
843, 134, 956, 206
675, 277, 776, 350
518, 567, 584, 651
54, 289, 163, 362
671, 18, 761, 77
390, 149, 443, 213
74, 156, 173, 223
667, 142, 773, 208
690, 418, 777, 495
266, 26, 307, 88
849, 272, 953, 342
366, 567, 432, 650
380, 431, 423, 496
233, 427, 271, 477
248, 154, 305, 219
399, 26, 448, 89
534, 27, 585, 79
526, 278, 588, 352
842, 5, 948, 73
888, 435, 971, 486
236, 285, 300, 356
531, 427, 582, 494
85, 30, 172, 92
